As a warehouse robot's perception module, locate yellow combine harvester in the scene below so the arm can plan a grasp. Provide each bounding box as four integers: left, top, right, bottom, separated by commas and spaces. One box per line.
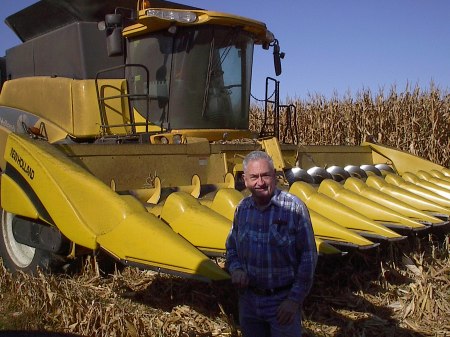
0, 0, 448, 281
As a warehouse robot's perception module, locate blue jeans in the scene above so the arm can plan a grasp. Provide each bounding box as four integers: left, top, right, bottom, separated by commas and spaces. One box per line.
238, 289, 302, 337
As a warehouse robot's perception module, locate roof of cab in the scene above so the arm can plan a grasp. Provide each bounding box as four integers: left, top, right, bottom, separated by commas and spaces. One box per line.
5, 0, 199, 42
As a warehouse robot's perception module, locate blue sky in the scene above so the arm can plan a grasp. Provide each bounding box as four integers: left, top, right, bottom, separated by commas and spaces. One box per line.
2, 1, 450, 101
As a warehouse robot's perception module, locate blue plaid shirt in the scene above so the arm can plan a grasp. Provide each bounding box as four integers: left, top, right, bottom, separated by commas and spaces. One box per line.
226, 189, 317, 304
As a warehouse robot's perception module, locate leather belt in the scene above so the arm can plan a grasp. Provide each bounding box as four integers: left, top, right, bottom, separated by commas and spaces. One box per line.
248, 283, 292, 296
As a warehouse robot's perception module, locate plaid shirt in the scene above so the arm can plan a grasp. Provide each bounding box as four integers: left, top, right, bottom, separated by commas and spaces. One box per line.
226, 189, 317, 304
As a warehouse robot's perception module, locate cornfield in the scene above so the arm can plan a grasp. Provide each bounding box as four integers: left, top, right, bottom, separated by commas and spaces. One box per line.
0, 84, 449, 337
251, 84, 450, 167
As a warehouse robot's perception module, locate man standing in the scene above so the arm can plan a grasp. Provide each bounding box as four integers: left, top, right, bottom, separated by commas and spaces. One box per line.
226, 151, 317, 337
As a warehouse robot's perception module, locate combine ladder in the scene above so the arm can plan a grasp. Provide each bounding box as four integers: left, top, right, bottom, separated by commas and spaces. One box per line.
259, 77, 299, 144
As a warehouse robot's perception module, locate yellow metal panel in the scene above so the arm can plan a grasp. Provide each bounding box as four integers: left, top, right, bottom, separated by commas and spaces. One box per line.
289, 181, 404, 240
260, 137, 286, 171
96, 211, 230, 281
5, 134, 98, 248
294, 145, 373, 170
318, 179, 427, 230
344, 177, 442, 224
0, 77, 73, 133
209, 188, 244, 221
205, 187, 376, 249
367, 176, 450, 216
4, 133, 229, 280
131, 176, 162, 204
0, 77, 132, 139
71, 79, 130, 137
0, 126, 11, 170
365, 142, 444, 175
1, 174, 39, 219
171, 129, 255, 141
429, 170, 450, 183
315, 238, 342, 255
386, 174, 450, 208
146, 203, 163, 217
0, 82, 69, 144
160, 192, 231, 253
126, 8, 270, 44
402, 172, 450, 200
309, 210, 377, 249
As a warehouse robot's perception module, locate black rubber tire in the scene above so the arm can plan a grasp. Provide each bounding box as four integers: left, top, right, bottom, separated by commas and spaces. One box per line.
0, 210, 66, 274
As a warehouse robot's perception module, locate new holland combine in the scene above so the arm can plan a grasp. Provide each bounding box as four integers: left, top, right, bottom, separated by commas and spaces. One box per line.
0, 0, 448, 282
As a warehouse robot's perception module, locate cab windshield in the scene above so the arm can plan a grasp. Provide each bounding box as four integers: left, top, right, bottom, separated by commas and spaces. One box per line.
126, 26, 254, 130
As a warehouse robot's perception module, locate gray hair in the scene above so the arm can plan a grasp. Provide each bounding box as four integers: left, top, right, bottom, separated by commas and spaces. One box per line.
243, 151, 274, 173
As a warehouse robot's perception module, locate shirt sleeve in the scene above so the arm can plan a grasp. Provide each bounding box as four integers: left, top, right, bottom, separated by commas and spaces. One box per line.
225, 207, 243, 273
288, 202, 318, 304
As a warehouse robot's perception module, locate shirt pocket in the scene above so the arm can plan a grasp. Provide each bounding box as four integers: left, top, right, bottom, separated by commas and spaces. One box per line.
238, 226, 250, 243
269, 224, 290, 247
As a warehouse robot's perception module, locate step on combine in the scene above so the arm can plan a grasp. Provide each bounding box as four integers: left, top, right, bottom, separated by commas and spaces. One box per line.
0, 0, 448, 281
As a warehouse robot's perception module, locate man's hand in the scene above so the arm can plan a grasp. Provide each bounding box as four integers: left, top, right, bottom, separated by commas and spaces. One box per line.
276, 299, 299, 325
230, 269, 249, 288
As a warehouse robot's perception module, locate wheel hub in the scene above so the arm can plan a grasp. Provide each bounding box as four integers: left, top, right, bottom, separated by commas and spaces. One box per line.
2, 210, 36, 268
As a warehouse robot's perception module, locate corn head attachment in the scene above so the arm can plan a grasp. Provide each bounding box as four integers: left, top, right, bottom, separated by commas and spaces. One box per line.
0, 0, 448, 281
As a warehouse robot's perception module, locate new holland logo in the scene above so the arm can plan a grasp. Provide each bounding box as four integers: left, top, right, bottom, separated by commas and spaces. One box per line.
10, 147, 35, 180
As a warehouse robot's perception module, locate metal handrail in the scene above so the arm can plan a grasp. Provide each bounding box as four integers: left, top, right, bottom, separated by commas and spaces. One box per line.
95, 63, 151, 136
259, 76, 280, 139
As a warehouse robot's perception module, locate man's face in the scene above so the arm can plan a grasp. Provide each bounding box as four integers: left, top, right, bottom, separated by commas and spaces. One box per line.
243, 159, 276, 206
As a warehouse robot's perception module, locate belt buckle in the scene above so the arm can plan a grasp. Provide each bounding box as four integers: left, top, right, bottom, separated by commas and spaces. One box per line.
250, 283, 292, 296
250, 287, 275, 296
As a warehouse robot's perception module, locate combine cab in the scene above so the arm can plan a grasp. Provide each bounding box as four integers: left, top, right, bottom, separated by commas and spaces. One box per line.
0, 0, 448, 281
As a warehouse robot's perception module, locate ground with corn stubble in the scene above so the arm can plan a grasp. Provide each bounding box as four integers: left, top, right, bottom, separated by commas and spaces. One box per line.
0, 230, 449, 337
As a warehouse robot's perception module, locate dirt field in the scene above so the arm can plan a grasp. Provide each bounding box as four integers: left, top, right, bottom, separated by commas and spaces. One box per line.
1, 229, 448, 337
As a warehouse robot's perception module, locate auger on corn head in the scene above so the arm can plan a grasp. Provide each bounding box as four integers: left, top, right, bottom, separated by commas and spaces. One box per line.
0, 0, 448, 282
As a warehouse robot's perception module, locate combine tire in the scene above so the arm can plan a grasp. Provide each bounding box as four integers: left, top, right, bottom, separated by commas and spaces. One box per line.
0, 210, 65, 273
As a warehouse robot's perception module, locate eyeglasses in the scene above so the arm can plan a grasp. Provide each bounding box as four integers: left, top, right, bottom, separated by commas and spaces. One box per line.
245, 173, 274, 182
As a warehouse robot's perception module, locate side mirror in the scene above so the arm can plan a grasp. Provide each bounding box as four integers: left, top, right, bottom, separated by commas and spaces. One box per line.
105, 14, 123, 57
273, 40, 285, 76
